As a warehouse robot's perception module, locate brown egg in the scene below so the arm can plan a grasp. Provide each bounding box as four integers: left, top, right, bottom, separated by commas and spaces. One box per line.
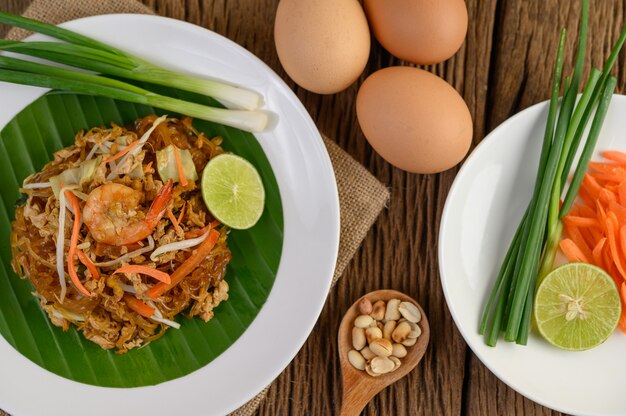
364, 0, 468, 65
274, 0, 370, 94
356, 67, 472, 174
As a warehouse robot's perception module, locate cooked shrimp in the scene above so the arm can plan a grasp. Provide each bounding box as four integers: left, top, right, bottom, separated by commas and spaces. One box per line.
84, 180, 173, 246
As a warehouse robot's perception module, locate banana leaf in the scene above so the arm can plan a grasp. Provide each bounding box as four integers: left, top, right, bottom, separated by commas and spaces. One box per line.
0, 90, 283, 387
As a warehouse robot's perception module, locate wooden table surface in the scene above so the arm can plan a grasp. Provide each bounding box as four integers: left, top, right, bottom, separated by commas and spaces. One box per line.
3, 0, 625, 415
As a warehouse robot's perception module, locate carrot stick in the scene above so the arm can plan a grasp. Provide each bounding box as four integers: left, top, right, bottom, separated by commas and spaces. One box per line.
184, 220, 220, 240
563, 216, 600, 228
577, 186, 596, 211
609, 200, 626, 223
166, 208, 183, 235
147, 229, 220, 299
564, 223, 593, 262
103, 139, 140, 164
65, 190, 93, 297
559, 239, 590, 263
144, 161, 153, 173
589, 161, 623, 173
596, 200, 608, 232
591, 169, 626, 183
114, 265, 171, 284
76, 249, 100, 281
618, 180, 626, 206
606, 212, 626, 279
592, 238, 607, 270
577, 203, 597, 218
599, 188, 617, 204
583, 174, 603, 200
123, 293, 155, 319
177, 202, 186, 225
173, 146, 188, 187
603, 150, 626, 164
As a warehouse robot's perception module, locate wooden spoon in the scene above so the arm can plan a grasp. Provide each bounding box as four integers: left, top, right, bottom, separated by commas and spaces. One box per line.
338, 289, 430, 416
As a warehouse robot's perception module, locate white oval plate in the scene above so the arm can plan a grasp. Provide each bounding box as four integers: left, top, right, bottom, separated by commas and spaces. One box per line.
439, 95, 626, 416
0, 14, 340, 416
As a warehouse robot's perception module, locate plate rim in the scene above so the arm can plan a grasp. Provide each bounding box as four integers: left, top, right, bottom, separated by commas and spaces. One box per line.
0, 13, 340, 416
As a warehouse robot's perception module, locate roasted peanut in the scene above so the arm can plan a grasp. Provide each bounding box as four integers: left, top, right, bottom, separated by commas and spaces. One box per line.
370, 356, 395, 374
407, 321, 421, 339
358, 297, 373, 315
385, 298, 401, 321
348, 350, 366, 370
365, 326, 383, 344
360, 346, 376, 360
370, 300, 386, 321
354, 314, 374, 329
369, 338, 393, 357
392, 321, 411, 343
352, 327, 366, 350
391, 343, 407, 358
383, 320, 396, 340
398, 301, 421, 323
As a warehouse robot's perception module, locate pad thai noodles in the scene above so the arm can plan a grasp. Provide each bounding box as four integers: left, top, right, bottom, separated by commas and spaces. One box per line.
11, 114, 231, 353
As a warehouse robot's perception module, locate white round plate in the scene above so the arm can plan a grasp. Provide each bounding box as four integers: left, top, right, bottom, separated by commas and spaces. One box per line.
439, 95, 626, 416
0, 14, 339, 416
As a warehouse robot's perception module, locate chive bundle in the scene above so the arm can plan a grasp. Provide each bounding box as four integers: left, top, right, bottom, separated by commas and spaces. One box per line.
480, 0, 626, 346
0, 12, 268, 132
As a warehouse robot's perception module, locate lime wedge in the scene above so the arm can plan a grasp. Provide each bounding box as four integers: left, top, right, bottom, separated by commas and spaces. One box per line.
534, 263, 621, 351
201, 154, 265, 230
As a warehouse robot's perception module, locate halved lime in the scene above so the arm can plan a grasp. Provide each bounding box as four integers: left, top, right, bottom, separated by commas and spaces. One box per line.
535, 263, 621, 351
201, 153, 265, 230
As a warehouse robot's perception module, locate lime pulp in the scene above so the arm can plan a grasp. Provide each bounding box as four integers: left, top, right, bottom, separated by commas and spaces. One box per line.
201, 153, 265, 230
534, 263, 621, 351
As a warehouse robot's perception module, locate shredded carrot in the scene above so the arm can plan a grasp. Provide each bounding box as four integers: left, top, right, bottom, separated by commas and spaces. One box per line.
560, 151, 626, 335
596, 200, 608, 231
123, 293, 155, 319
76, 249, 100, 280
577, 186, 596, 210
177, 202, 186, 225
114, 265, 171, 284
591, 169, 626, 183
605, 212, 626, 280
602, 150, 626, 164
167, 208, 183, 235
173, 146, 188, 187
144, 161, 153, 173
589, 161, 624, 173
184, 220, 220, 239
592, 238, 607, 270
563, 223, 593, 262
582, 174, 604, 200
559, 239, 589, 263
599, 188, 617, 204
563, 216, 600, 228
103, 139, 141, 164
65, 190, 93, 297
147, 229, 220, 299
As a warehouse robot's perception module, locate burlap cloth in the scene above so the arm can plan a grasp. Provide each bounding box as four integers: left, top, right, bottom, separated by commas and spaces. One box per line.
0, 0, 390, 415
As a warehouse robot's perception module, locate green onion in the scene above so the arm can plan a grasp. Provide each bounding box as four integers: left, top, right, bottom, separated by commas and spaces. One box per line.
0, 11, 262, 110
0, 61, 267, 133
480, 0, 626, 346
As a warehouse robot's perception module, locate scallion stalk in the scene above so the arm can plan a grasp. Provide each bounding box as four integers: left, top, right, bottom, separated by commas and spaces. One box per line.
0, 11, 263, 110
0, 67, 268, 133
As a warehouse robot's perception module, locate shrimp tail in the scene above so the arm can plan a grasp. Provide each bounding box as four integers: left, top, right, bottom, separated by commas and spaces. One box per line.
145, 179, 174, 227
